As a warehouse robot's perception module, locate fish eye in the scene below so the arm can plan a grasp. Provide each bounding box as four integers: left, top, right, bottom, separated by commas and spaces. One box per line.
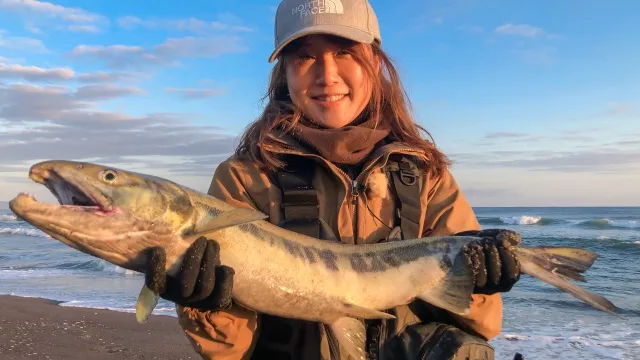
101, 169, 117, 183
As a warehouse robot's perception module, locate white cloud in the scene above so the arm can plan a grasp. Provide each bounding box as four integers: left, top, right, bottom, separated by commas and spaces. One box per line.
164, 87, 224, 99
76, 70, 143, 83
453, 166, 640, 207
605, 101, 637, 117
0, 92, 199, 167
0, 61, 146, 85
0, 0, 108, 32
74, 84, 146, 100
0, 62, 74, 81
494, 23, 545, 37
452, 147, 640, 174
69, 36, 248, 69
116, 16, 142, 30
484, 132, 530, 138
0, 31, 48, 53
67, 24, 101, 33
0, 56, 23, 64
25, 23, 42, 34
116, 15, 253, 33
0, 0, 102, 22
0, 82, 151, 124
488, 24, 559, 65
0, 81, 237, 172
572, 101, 639, 122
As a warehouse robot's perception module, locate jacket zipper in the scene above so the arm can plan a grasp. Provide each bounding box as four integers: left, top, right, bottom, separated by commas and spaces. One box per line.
268, 143, 427, 358
273, 143, 425, 243
345, 148, 424, 242
349, 178, 358, 241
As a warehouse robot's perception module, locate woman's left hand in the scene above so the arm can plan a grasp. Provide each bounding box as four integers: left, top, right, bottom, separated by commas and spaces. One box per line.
456, 229, 522, 295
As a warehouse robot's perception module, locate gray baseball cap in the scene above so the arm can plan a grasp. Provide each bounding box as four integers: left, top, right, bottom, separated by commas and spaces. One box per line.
269, 0, 381, 63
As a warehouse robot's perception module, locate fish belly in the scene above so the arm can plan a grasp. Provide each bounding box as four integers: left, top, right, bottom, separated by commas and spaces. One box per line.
218, 227, 348, 323
214, 226, 451, 323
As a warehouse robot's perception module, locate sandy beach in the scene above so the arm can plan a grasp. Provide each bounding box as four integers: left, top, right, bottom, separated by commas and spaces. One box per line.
0, 295, 198, 360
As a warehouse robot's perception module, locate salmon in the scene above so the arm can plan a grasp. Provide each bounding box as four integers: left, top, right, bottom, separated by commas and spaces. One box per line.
9, 160, 620, 360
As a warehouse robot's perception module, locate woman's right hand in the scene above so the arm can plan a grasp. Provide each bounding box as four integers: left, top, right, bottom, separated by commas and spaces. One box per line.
145, 236, 235, 311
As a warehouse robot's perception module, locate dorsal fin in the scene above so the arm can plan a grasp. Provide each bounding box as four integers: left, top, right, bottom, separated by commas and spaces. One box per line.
190, 206, 269, 237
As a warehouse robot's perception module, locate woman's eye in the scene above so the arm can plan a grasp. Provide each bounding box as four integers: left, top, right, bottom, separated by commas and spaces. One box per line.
293, 54, 314, 66
296, 52, 314, 60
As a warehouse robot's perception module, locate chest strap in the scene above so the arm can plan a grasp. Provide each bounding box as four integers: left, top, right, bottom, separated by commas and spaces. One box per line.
272, 155, 424, 360
275, 155, 424, 240
275, 160, 320, 238
385, 156, 424, 240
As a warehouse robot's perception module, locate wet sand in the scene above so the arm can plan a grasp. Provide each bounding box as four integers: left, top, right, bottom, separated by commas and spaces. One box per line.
0, 295, 197, 360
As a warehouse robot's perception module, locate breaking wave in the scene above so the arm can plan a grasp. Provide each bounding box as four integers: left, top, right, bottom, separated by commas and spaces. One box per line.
1, 259, 140, 276
0, 214, 18, 222
58, 300, 176, 317
478, 216, 639, 230
494, 333, 635, 359
0, 227, 49, 238
577, 219, 639, 230
478, 216, 559, 226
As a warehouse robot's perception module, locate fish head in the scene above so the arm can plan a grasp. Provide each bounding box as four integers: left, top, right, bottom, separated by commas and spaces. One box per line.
9, 160, 196, 273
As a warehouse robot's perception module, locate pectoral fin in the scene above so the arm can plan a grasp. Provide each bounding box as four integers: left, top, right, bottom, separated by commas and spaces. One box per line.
329, 317, 367, 360
192, 207, 268, 237
136, 284, 159, 323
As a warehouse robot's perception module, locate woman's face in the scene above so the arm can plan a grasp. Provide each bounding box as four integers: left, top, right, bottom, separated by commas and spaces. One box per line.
284, 35, 375, 129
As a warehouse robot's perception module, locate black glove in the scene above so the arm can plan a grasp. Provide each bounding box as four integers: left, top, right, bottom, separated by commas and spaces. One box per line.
145, 236, 234, 311
457, 229, 522, 295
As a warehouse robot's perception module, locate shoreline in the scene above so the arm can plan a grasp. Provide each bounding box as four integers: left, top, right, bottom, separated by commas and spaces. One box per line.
0, 294, 197, 359
1, 293, 179, 317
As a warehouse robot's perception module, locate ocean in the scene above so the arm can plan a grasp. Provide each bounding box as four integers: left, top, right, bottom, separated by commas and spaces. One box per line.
1, 206, 639, 359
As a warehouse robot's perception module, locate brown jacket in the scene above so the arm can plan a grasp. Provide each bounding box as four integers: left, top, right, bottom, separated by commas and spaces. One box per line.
175, 136, 503, 359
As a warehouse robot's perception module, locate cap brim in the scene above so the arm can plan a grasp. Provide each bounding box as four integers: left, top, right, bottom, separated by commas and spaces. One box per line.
268, 24, 375, 63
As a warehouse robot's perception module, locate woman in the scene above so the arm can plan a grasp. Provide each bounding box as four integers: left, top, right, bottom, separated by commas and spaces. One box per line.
146, 0, 522, 359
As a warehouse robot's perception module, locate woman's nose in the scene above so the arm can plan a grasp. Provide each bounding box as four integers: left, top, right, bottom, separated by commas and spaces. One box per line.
315, 54, 340, 86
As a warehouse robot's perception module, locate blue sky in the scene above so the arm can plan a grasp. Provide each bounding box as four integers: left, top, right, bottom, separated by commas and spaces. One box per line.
0, 0, 638, 206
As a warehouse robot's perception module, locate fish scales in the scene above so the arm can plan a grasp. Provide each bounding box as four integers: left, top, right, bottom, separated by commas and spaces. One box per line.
9, 160, 622, 360
211, 218, 471, 323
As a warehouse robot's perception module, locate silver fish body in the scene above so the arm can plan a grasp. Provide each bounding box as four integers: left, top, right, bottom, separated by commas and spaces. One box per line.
215, 218, 474, 323
9, 160, 621, 360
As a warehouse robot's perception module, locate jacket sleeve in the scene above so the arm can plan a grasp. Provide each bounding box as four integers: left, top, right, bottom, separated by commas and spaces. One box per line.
421, 169, 503, 341
176, 159, 260, 360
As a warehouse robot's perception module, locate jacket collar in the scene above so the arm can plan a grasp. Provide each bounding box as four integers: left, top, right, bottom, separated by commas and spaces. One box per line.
261, 129, 427, 190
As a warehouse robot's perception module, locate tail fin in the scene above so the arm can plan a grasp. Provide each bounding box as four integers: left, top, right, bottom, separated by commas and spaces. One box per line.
517, 246, 620, 317
533, 246, 597, 282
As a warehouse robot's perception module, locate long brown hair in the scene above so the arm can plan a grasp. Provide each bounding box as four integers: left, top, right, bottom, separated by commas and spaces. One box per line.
235, 36, 451, 176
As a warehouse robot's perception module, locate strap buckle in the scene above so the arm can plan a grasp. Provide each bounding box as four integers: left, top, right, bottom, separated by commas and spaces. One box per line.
398, 159, 419, 186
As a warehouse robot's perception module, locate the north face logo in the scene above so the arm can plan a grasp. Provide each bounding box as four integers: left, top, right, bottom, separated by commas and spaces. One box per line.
292, 0, 344, 18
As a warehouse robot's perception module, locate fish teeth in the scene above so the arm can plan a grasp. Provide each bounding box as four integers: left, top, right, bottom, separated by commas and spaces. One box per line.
18, 192, 35, 200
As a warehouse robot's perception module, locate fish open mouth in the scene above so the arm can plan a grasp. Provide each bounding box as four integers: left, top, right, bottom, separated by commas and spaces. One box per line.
17, 165, 116, 216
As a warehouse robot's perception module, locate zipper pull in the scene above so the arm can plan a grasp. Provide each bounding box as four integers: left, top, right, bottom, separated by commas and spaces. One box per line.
351, 180, 359, 204
351, 180, 359, 197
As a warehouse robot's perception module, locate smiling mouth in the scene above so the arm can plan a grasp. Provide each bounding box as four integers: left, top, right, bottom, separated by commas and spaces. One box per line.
312, 94, 347, 102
